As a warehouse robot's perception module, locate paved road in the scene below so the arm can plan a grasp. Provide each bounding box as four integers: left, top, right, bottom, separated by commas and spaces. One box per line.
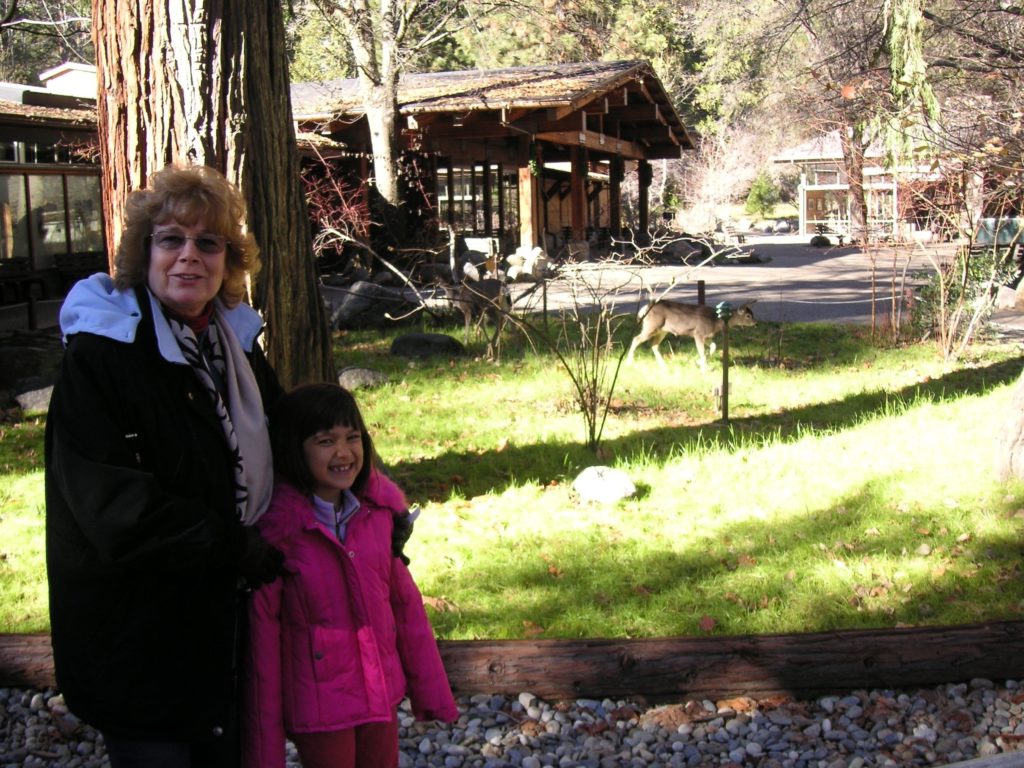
519, 237, 953, 326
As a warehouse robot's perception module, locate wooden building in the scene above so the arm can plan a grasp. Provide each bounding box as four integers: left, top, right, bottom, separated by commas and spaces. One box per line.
0, 64, 103, 304
0, 60, 693, 305
291, 60, 694, 256
774, 130, 943, 242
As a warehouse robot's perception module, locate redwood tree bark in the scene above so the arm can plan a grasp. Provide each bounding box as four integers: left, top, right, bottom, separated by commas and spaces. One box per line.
92, 0, 334, 387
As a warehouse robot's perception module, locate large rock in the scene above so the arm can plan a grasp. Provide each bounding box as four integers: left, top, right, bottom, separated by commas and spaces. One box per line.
337, 367, 389, 391
0, 331, 63, 409
997, 366, 1024, 482
572, 466, 636, 504
996, 284, 1018, 310
322, 281, 418, 330
15, 385, 52, 413
390, 332, 464, 359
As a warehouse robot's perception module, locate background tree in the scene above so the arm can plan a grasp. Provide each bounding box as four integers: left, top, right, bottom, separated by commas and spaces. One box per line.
92, 0, 334, 387
0, 0, 91, 83
455, 0, 702, 120
305, 0, 479, 249
745, 170, 780, 219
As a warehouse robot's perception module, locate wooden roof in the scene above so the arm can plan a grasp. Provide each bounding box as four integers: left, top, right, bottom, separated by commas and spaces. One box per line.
0, 100, 94, 128
293, 60, 693, 161
774, 130, 885, 163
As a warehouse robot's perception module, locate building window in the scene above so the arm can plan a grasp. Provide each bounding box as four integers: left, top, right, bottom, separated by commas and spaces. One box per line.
0, 172, 104, 270
67, 175, 104, 253
438, 163, 519, 241
0, 138, 91, 166
0, 175, 29, 260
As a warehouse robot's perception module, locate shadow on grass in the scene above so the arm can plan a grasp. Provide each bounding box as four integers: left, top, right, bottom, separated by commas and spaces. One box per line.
423, 475, 1024, 640
391, 354, 1024, 502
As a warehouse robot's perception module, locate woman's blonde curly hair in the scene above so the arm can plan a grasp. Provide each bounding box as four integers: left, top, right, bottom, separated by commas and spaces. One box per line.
113, 164, 260, 308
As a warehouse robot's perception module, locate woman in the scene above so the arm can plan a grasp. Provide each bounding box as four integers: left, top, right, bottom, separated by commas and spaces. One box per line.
45, 164, 286, 768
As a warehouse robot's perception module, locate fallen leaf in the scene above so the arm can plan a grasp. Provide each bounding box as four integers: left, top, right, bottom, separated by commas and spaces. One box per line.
698, 615, 717, 633
917, 543, 932, 556
717, 696, 757, 713
495, 437, 509, 452
523, 620, 545, 637
520, 720, 545, 737
423, 596, 457, 612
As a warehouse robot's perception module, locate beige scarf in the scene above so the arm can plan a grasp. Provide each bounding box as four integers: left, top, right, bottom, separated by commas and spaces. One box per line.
163, 304, 273, 526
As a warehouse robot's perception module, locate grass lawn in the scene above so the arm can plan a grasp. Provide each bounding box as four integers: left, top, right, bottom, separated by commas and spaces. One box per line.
3, 317, 1024, 639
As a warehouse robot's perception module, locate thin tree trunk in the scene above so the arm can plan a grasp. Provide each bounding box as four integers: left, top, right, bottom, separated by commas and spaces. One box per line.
92, 0, 334, 386
362, 83, 406, 249
840, 120, 868, 244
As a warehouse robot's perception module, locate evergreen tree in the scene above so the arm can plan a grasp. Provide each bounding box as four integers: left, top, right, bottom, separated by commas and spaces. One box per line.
744, 171, 779, 218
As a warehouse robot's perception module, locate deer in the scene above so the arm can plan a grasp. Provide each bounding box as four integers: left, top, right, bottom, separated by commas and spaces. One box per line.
626, 300, 757, 371
437, 277, 511, 358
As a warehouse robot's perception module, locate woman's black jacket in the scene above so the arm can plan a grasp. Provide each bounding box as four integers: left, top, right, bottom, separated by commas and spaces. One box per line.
44, 284, 281, 741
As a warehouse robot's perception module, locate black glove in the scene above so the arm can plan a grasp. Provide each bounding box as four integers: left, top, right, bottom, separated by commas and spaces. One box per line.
392, 511, 415, 565
231, 526, 286, 587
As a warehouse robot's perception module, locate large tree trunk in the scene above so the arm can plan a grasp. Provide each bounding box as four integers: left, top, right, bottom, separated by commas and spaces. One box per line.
92, 0, 334, 387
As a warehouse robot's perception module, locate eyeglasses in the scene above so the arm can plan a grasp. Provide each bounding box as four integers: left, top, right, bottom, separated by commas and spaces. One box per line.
150, 231, 229, 254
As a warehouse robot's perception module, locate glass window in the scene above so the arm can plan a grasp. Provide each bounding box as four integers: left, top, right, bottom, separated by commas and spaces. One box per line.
438, 163, 521, 240
502, 168, 518, 237
28, 175, 68, 269
0, 174, 28, 260
66, 175, 105, 254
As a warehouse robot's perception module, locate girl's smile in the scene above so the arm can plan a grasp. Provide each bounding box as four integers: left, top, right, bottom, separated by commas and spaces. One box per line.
302, 424, 364, 505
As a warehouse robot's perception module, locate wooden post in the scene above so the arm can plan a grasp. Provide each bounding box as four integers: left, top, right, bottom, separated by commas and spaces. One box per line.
609, 157, 623, 240
638, 160, 652, 241
518, 138, 538, 249
570, 146, 587, 242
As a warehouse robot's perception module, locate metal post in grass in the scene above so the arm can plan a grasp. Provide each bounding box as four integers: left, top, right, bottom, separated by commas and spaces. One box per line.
716, 301, 733, 423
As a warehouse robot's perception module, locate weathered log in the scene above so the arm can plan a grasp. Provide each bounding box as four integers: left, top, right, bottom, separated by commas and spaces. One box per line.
943, 754, 1024, 768
439, 621, 1024, 702
5, 621, 1024, 702
0, 633, 55, 689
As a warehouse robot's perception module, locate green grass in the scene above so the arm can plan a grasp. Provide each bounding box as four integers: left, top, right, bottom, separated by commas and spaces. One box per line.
4, 318, 1024, 640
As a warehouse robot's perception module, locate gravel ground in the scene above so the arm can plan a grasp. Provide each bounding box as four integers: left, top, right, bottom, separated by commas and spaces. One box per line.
5, 678, 1024, 767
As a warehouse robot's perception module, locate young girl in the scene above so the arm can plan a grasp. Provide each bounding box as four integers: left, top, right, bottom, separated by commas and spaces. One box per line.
243, 383, 459, 768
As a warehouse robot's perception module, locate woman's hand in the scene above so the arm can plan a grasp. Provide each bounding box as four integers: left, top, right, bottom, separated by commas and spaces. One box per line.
232, 527, 286, 587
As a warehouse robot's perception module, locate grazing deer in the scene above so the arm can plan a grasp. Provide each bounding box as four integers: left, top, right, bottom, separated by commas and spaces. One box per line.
626, 300, 757, 370
438, 278, 510, 357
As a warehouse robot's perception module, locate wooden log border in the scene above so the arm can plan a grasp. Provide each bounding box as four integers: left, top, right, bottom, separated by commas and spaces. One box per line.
5, 621, 1024, 703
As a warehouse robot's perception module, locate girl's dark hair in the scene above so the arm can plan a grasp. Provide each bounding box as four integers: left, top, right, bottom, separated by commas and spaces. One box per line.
269, 383, 375, 496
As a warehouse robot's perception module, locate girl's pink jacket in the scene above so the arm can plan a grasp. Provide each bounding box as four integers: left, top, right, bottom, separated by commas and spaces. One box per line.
242, 472, 458, 768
